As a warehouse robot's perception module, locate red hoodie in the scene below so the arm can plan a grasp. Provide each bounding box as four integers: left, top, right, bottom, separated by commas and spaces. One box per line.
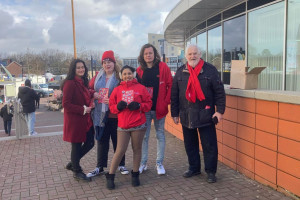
109, 79, 152, 129
137, 62, 173, 119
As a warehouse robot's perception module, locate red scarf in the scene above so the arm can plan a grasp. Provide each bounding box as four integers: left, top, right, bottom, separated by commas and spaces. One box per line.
186, 59, 205, 103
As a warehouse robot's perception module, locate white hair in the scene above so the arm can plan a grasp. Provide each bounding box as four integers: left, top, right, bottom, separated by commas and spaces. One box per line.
185, 44, 202, 57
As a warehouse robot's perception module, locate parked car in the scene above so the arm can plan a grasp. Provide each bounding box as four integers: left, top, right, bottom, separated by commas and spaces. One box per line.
32, 83, 54, 98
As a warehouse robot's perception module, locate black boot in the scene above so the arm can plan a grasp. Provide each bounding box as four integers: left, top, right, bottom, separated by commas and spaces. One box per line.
65, 162, 73, 171
73, 171, 91, 182
131, 171, 140, 187
105, 173, 115, 190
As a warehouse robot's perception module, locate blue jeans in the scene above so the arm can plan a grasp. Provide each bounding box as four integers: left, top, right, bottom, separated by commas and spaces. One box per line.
141, 111, 166, 165
24, 112, 36, 135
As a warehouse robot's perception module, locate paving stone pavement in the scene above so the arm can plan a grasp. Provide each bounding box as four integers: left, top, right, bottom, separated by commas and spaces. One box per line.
0, 101, 294, 200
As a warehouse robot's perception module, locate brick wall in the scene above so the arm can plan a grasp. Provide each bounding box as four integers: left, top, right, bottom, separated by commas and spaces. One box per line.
165, 95, 300, 198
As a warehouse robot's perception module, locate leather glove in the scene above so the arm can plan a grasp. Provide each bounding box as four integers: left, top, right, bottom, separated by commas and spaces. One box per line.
128, 101, 140, 111
117, 101, 127, 111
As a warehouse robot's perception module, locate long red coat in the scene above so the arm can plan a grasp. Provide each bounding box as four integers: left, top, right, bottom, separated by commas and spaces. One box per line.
62, 77, 93, 143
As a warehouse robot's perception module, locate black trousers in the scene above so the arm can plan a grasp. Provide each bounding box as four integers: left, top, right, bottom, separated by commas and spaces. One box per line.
71, 127, 95, 172
96, 118, 125, 168
4, 120, 12, 134
182, 124, 218, 174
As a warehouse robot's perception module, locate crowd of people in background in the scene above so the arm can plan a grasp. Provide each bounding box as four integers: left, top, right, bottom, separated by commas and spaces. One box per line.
5, 43, 225, 190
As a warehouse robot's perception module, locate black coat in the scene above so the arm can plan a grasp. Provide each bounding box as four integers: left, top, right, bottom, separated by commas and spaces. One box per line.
0, 104, 13, 121
18, 86, 39, 113
171, 61, 226, 129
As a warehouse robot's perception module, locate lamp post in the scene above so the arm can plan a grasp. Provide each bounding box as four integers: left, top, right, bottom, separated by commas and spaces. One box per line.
71, 0, 77, 59
158, 39, 166, 62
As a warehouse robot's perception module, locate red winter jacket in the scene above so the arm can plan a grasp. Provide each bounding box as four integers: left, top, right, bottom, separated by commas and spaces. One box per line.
62, 78, 93, 143
109, 79, 152, 129
137, 62, 173, 119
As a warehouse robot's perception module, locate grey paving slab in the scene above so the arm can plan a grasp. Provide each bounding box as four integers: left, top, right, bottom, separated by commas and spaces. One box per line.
0, 103, 294, 200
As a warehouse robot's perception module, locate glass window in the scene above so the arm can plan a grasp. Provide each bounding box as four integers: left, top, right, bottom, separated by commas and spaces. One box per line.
208, 26, 222, 73
197, 32, 207, 61
223, 3, 246, 20
207, 14, 221, 27
286, 0, 300, 91
247, 0, 277, 10
190, 37, 196, 45
248, 2, 284, 90
223, 15, 246, 84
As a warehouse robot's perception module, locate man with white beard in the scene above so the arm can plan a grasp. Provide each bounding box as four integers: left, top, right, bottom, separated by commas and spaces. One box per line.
171, 44, 225, 183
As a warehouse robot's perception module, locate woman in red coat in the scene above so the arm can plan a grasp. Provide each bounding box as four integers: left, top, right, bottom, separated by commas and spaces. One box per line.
61, 59, 94, 181
105, 65, 152, 190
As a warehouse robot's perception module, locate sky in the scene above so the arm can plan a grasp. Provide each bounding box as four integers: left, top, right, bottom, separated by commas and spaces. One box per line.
0, 0, 180, 58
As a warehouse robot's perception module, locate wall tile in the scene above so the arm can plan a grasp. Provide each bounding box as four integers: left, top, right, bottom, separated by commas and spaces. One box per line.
256, 130, 277, 151
279, 103, 300, 123
255, 160, 276, 184
237, 138, 254, 157
255, 145, 277, 167
256, 114, 278, 134
278, 120, 300, 142
256, 99, 278, 118
278, 137, 300, 160
278, 153, 300, 178
277, 170, 300, 197
237, 124, 255, 143
237, 110, 255, 128
238, 97, 255, 112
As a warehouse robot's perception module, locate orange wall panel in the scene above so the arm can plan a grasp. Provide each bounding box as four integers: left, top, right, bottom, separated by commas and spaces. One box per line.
226, 95, 238, 108
223, 145, 237, 163
255, 160, 276, 184
255, 145, 277, 167
223, 107, 238, 122
223, 157, 237, 170
277, 170, 300, 197
237, 165, 254, 179
277, 153, 300, 178
237, 138, 254, 157
279, 103, 300, 123
255, 130, 277, 151
237, 110, 255, 128
278, 137, 300, 160
278, 120, 300, 142
238, 97, 255, 112
237, 124, 255, 143
216, 130, 222, 143
256, 99, 278, 118
223, 132, 237, 149
237, 152, 254, 172
222, 119, 237, 136
255, 175, 277, 189
256, 114, 278, 134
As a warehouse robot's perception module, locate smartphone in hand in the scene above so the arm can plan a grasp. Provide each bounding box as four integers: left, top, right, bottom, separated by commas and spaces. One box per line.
213, 116, 218, 124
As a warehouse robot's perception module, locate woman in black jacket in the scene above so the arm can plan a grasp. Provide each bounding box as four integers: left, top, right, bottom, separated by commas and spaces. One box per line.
0, 101, 14, 136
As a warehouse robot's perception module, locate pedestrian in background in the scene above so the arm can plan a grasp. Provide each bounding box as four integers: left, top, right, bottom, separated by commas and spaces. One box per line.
105, 65, 152, 190
0, 100, 14, 136
62, 59, 94, 182
137, 43, 172, 175
87, 50, 128, 178
18, 79, 39, 136
171, 44, 226, 183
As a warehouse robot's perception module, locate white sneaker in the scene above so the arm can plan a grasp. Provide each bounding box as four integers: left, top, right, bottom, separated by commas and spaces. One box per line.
156, 163, 166, 175
87, 167, 104, 178
118, 166, 129, 175
139, 164, 148, 174
29, 131, 38, 136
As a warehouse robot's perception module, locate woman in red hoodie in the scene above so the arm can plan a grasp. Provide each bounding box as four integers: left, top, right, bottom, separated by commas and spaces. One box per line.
106, 65, 152, 190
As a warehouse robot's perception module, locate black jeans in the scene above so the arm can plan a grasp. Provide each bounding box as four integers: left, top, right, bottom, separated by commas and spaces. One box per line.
182, 124, 218, 174
96, 118, 125, 168
71, 127, 95, 172
4, 120, 12, 134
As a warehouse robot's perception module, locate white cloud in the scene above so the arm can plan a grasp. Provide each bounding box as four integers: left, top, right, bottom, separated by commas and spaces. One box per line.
0, 0, 180, 58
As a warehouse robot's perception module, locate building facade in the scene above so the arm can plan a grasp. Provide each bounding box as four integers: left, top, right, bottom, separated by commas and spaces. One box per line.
164, 0, 300, 198
164, 0, 300, 92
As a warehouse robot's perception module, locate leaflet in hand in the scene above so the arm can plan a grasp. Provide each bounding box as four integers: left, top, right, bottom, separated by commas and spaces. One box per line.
98, 88, 109, 103
121, 90, 134, 103
146, 87, 153, 98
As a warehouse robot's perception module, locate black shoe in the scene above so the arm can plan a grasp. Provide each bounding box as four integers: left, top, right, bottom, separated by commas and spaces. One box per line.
183, 170, 201, 178
131, 171, 140, 187
207, 173, 216, 183
105, 173, 115, 190
73, 171, 91, 182
65, 162, 73, 171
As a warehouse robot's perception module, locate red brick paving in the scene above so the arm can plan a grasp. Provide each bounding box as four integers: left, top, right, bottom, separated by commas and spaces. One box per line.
0, 99, 294, 200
